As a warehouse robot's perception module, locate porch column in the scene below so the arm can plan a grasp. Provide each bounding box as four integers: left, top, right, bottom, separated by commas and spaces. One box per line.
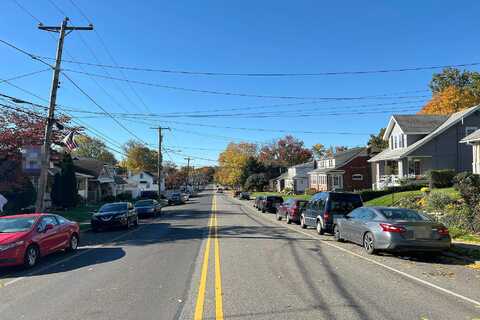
84, 178, 88, 201
375, 163, 380, 182
398, 160, 404, 178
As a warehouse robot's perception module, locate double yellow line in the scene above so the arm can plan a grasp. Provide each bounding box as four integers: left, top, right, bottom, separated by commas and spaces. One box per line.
194, 194, 224, 320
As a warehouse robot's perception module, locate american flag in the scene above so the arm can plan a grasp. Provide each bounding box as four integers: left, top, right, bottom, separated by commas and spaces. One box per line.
62, 131, 78, 151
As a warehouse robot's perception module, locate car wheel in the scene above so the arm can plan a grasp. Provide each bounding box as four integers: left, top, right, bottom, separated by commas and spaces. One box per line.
66, 234, 79, 252
261, 208, 265, 213
286, 215, 291, 224
363, 232, 377, 255
300, 216, 307, 229
276, 212, 282, 221
24, 245, 39, 268
334, 225, 344, 242
316, 220, 325, 235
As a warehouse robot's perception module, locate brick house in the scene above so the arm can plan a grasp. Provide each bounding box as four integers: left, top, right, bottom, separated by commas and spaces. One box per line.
307, 147, 371, 192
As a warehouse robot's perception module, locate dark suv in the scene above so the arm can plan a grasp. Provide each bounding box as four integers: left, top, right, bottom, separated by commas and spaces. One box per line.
260, 195, 284, 213
301, 192, 363, 235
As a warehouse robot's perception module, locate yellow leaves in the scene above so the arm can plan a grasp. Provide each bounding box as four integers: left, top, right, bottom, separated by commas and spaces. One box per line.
216, 142, 257, 186
419, 86, 480, 115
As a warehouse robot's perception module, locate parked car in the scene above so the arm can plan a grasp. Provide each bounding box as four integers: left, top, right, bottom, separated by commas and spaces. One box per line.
134, 199, 162, 218
259, 195, 284, 213
91, 202, 139, 232
216, 188, 224, 193
335, 207, 451, 254
0, 213, 80, 268
301, 192, 363, 235
234, 190, 242, 198
168, 192, 184, 205
254, 195, 265, 209
239, 192, 250, 200
181, 193, 190, 202
276, 198, 309, 224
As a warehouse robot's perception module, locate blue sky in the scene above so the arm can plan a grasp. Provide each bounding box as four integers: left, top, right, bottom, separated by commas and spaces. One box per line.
1, 0, 480, 167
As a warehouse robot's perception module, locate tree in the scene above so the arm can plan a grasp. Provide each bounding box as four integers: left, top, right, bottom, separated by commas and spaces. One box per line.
122, 140, 158, 173
420, 68, 480, 115
258, 135, 312, 167
368, 127, 388, 150
50, 173, 63, 207
239, 157, 264, 188
216, 142, 257, 187
245, 173, 268, 192
72, 135, 117, 164
312, 143, 326, 159
420, 85, 480, 115
59, 154, 78, 208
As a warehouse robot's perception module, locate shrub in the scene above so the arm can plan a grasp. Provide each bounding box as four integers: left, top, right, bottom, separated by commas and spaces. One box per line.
304, 188, 317, 196
427, 169, 456, 188
426, 191, 454, 212
394, 194, 422, 210
357, 183, 427, 202
420, 187, 430, 193
453, 172, 480, 232
2, 177, 36, 213
438, 203, 474, 231
117, 192, 133, 201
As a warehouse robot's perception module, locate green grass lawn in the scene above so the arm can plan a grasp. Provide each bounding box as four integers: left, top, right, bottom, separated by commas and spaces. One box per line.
52, 205, 99, 224
365, 187, 459, 207
251, 192, 312, 201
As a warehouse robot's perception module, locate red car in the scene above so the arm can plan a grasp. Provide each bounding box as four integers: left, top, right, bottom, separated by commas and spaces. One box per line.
0, 213, 80, 268
276, 199, 309, 224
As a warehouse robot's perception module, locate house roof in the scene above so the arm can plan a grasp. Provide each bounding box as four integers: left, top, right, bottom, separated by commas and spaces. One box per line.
308, 147, 366, 174
387, 115, 448, 136
291, 161, 315, 169
275, 172, 289, 180
114, 176, 127, 185
460, 128, 480, 143
370, 105, 480, 162
73, 157, 109, 177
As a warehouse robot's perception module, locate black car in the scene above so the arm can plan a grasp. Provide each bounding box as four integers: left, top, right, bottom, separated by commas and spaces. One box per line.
260, 195, 284, 213
239, 192, 250, 200
134, 199, 162, 218
301, 192, 363, 235
91, 202, 139, 232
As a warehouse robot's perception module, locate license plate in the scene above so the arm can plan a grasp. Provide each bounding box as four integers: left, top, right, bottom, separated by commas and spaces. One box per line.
414, 227, 431, 239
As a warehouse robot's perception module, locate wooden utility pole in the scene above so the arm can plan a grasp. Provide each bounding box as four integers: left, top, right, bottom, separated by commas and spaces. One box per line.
35, 17, 93, 212
151, 127, 170, 200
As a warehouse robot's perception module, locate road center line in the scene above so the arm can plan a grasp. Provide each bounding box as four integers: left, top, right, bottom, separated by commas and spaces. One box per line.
214, 196, 224, 320
236, 197, 480, 308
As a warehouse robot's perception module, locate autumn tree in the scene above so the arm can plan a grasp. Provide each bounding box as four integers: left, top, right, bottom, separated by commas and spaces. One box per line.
215, 142, 257, 187
72, 135, 117, 164
121, 140, 158, 173
312, 143, 326, 159
420, 68, 480, 115
258, 135, 312, 167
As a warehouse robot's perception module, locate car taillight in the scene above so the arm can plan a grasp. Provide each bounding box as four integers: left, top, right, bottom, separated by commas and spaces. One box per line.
380, 223, 406, 233
436, 226, 449, 236
291, 207, 298, 215
324, 211, 330, 220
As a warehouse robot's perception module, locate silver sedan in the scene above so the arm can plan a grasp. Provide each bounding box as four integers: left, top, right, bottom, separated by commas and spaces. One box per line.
334, 206, 451, 254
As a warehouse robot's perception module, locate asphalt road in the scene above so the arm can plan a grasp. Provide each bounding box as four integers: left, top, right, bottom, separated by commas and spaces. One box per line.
1, 189, 480, 320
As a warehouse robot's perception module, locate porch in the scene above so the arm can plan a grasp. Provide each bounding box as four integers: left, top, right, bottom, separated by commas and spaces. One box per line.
373, 157, 430, 190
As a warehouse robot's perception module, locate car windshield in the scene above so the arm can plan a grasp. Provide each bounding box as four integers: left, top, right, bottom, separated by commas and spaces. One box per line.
267, 196, 283, 202
328, 194, 363, 214
0, 217, 36, 233
296, 200, 308, 208
135, 200, 154, 207
380, 208, 429, 221
99, 203, 127, 212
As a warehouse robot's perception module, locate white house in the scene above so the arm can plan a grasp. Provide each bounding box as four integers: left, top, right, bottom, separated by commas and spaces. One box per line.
282, 161, 316, 193
124, 171, 165, 198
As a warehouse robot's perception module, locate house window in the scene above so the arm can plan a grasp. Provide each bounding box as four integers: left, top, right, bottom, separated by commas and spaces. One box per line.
466, 127, 478, 137
399, 135, 404, 148
390, 136, 393, 149
403, 134, 407, 148
332, 175, 343, 188
352, 174, 363, 181
328, 159, 333, 167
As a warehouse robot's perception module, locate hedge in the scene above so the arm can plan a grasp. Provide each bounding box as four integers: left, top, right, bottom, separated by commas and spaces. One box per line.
356, 183, 427, 202
427, 169, 456, 188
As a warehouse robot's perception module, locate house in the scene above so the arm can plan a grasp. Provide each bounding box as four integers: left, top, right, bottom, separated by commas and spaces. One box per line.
369, 105, 480, 190
124, 170, 165, 197
460, 128, 480, 174
273, 172, 288, 192
73, 157, 124, 203
283, 161, 316, 193
308, 147, 371, 192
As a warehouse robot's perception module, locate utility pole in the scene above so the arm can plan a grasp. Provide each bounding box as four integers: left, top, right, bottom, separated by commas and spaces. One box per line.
35, 18, 93, 212
184, 157, 192, 191
151, 127, 170, 200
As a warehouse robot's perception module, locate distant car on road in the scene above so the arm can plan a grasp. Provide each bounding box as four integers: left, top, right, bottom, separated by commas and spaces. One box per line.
216, 188, 224, 193
302, 192, 363, 235
259, 195, 284, 213
335, 207, 452, 255
181, 193, 190, 202
233, 190, 242, 198
134, 199, 162, 218
91, 202, 138, 232
168, 192, 184, 205
239, 192, 250, 200
276, 198, 308, 224
0, 213, 79, 268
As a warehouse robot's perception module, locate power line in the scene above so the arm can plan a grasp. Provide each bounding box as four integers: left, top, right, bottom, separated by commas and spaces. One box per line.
0, 68, 50, 84
36, 55, 480, 77
10, 0, 42, 24
63, 68, 430, 101
0, 39, 53, 69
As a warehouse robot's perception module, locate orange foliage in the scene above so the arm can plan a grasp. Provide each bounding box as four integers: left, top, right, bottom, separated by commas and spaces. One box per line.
419, 86, 480, 115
